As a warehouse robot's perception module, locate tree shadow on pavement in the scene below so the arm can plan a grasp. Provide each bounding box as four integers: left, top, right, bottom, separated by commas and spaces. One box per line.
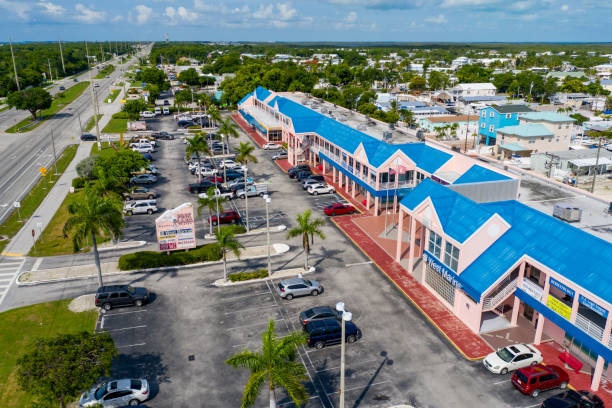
112, 352, 170, 401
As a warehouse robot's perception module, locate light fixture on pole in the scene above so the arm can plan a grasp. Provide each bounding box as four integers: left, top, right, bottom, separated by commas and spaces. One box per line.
263, 194, 271, 276
335, 302, 352, 408
243, 165, 250, 232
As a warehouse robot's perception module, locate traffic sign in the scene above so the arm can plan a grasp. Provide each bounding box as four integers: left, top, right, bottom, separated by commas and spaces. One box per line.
39, 166, 47, 176
13, 201, 20, 208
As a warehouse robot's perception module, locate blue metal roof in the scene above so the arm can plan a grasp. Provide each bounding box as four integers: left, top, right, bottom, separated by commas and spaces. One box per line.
255, 86, 271, 101
453, 165, 511, 185
238, 92, 253, 105
460, 200, 612, 302
400, 179, 494, 244
497, 124, 554, 138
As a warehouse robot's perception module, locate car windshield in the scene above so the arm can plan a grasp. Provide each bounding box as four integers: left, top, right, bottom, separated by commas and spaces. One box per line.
303, 280, 312, 286
304, 309, 315, 318
94, 384, 107, 400
126, 286, 136, 295
515, 371, 529, 383
496, 348, 514, 362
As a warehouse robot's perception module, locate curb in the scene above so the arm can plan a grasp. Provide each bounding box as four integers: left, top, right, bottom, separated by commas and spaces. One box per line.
16, 243, 291, 286
213, 266, 316, 287
330, 216, 490, 362
204, 225, 286, 240
98, 240, 147, 252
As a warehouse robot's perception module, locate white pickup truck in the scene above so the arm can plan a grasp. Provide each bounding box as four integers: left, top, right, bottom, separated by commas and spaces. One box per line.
198, 188, 235, 200
235, 183, 268, 199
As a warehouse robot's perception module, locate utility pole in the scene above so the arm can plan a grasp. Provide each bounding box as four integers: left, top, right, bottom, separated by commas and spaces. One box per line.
48, 59, 53, 82
591, 137, 603, 194
464, 114, 471, 152
50, 129, 58, 175
544, 152, 560, 178
100, 44, 104, 63
58, 37, 66, 73
9, 37, 20, 91
85, 41, 101, 148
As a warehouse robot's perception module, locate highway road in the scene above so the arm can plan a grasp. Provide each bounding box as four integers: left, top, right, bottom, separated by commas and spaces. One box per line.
0, 45, 152, 226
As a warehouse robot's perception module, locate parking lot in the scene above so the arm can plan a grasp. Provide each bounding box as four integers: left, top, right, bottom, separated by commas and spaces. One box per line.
101, 115, 561, 408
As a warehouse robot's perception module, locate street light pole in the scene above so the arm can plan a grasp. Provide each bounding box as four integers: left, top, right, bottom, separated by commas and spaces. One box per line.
50, 129, 58, 175
243, 165, 250, 233
264, 194, 271, 276
335, 302, 352, 408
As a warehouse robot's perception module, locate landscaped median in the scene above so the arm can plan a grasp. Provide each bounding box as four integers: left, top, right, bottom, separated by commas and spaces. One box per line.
5, 82, 90, 133
214, 266, 315, 287
84, 114, 103, 131
105, 89, 121, 103
17, 243, 291, 285
94, 64, 115, 79
0, 145, 78, 254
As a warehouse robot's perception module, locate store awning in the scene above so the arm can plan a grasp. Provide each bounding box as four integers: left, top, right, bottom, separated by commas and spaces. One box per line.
499, 142, 530, 152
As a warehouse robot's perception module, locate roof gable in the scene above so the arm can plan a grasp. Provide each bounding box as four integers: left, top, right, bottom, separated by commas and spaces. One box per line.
453, 165, 511, 185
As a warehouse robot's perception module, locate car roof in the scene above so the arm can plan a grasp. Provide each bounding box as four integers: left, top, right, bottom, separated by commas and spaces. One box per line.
505, 343, 538, 355
519, 364, 556, 376
280, 278, 307, 285
97, 285, 128, 293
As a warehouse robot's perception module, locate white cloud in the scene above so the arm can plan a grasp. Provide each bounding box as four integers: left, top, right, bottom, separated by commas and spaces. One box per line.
425, 13, 447, 23
325, 0, 426, 9
37, 1, 65, 16
440, 0, 501, 7
561, 4, 568, 11
345, 10, 357, 23
253, 4, 274, 19
0, 0, 31, 19
134, 5, 153, 24
111, 15, 124, 23
74, 4, 106, 24
165, 5, 198, 24
277, 2, 297, 20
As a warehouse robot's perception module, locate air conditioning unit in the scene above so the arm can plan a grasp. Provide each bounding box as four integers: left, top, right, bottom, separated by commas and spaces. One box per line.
383, 131, 393, 141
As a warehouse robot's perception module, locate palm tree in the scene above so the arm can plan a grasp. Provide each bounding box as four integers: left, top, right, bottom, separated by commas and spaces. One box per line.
197, 186, 226, 235
235, 142, 258, 232
286, 209, 326, 270
208, 106, 221, 128
62, 186, 124, 288
215, 226, 244, 282
219, 116, 240, 155
185, 133, 209, 184
226, 319, 308, 408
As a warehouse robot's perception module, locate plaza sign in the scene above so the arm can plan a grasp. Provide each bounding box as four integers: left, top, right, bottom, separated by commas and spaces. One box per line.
155, 203, 196, 252
579, 295, 609, 319
423, 250, 463, 289
549, 277, 575, 298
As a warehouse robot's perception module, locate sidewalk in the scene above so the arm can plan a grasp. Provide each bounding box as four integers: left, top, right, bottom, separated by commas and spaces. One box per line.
231, 112, 267, 148
2, 142, 93, 257
332, 214, 494, 360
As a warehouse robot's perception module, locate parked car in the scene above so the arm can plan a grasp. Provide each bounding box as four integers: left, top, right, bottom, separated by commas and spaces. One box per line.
299, 306, 341, 326
163, 107, 170, 115
511, 364, 569, 398
227, 177, 254, 190
142, 153, 154, 161
155, 131, 174, 140
303, 319, 362, 349
308, 184, 335, 195
223, 170, 246, 181
199, 187, 234, 200
202, 175, 224, 183
163, 99, 170, 105
288, 164, 311, 178
80, 133, 97, 141
140, 111, 155, 118
306, 175, 325, 183
129, 141, 154, 149
272, 151, 288, 160
541, 390, 604, 408
154, 107, 161, 116
123, 200, 157, 216
302, 179, 322, 190
295, 171, 313, 181
188, 180, 214, 194
122, 187, 157, 201
130, 174, 157, 184
218, 159, 237, 168
324, 203, 356, 216
93, 82, 99, 87
132, 146, 153, 154
483, 344, 543, 375
276, 278, 323, 300
94, 285, 150, 311
194, 167, 218, 177
59, 85, 65, 90
235, 183, 268, 198
146, 165, 159, 175
209, 210, 241, 226
263, 143, 282, 150
178, 120, 195, 128
78, 378, 149, 407
73, 78, 78, 82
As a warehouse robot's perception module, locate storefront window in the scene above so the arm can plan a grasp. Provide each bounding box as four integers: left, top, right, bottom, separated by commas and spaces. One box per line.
428, 230, 442, 259
443, 242, 460, 271
407, 170, 414, 183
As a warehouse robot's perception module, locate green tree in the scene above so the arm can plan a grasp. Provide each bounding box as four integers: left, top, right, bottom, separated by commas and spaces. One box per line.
427, 71, 450, 91
178, 68, 200, 86
208, 105, 221, 127
215, 226, 244, 282
136, 67, 167, 88
93, 148, 146, 191
409, 76, 426, 91
399, 108, 414, 126
219, 117, 239, 154
76, 156, 98, 179
121, 99, 148, 119
198, 186, 226, 235
561, 77, 587, 93
174, 89, 193, 110
226, 319, 308, 408
185, 133, 209, 183
16, 332, 117, 408
606, 96, 612, 111
286, 209, 326, 269
456, 64, 492, 83
62, 186, 124, 287
144, 83, 160, 104
7, 87, 52, 120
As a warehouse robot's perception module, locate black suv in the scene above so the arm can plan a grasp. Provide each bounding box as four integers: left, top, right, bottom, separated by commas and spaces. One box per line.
303, 319, 362, 349
188, 180, 214, 194
95, 285, 150, 311
288, 164, 311, 178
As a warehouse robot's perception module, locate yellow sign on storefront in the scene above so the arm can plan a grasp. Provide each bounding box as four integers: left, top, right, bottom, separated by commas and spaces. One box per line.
547, 295, 572, 320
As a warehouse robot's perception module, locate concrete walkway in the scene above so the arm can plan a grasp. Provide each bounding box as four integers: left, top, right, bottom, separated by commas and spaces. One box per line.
2, 142, 93, 257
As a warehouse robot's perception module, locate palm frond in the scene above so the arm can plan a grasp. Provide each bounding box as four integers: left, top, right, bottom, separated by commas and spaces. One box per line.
241, 370, 267, 408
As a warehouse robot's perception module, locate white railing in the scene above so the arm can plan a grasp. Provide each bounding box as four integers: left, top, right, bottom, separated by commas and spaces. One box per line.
575, 314, 604, 342
608, 335, 612, 349
483, 278, 518, 311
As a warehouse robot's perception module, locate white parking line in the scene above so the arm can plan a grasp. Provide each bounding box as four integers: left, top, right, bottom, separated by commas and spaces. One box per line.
517, 404, 541, 408
277, 395, 321, 407
492, 379, 511, 385
225, 319, 284, 331
325, 380, 391, 395
210, 291, 270, 304
103, 309, 148, 316
106, 325, 147, 332
315, 358, 380, 373
223, 303, 279, 315
117, 343, 146, 348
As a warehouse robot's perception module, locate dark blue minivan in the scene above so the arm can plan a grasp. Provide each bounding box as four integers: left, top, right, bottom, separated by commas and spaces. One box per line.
304, 319, 362, 349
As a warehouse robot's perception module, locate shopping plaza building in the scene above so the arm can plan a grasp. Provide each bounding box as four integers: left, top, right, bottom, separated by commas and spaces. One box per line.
238, 87, 612, 390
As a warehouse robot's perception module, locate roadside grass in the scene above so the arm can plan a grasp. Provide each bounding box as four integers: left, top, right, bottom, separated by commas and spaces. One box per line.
130, 81, 143, 88
0, 105, 10, 113
5, 82, 90, 133
0, 299, 98, 408
84, 114, 103, 132
94, 64, 115, 79
0, 145, 78, 254
105, 89, 121, 103
102, 118, 127, 133
29, 189, 111, 256
90, 141, 112, 155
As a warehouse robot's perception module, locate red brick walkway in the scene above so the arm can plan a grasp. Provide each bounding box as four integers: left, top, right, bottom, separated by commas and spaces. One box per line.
332, 214, 494, 360
231, 112, 267, 148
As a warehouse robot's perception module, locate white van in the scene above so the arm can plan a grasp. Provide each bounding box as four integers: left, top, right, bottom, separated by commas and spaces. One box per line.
154, 107, 161, 116
140, 111, 155, 118
163, 107, 170, 115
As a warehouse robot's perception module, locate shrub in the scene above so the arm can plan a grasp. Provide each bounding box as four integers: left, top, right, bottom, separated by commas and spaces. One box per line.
72, 177, 86, 189
118, 243, 221, 270
228, 268, 269, 282
76, 156, 98, 179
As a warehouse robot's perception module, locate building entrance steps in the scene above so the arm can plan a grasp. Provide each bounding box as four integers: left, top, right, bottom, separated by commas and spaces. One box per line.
331, 213, 494, 360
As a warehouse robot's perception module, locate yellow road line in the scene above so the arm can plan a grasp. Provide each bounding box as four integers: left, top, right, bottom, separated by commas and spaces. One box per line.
0, 252, 24, 257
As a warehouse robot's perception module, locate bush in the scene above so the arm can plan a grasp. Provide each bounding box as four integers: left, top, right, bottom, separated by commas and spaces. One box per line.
118, 243, 221, 270
76, 156, 97, 179
72, 177, 86, 189
228, 268, 269, 282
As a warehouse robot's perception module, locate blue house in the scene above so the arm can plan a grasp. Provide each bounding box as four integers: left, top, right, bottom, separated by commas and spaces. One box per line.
478, 104, 532, 146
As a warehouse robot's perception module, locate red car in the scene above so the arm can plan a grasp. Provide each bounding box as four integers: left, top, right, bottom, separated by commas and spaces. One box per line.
324, 203, 356, 216
209, 211, 241, 226
202, 175, 223, 183
511, 364, 569, 398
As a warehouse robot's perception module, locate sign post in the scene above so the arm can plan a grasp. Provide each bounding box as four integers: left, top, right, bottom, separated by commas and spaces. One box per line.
31, 228, 36, 254
13, 201, 21, 221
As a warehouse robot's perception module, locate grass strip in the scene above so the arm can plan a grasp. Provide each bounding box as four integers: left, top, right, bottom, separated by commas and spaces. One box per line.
102, 118, 127, 133
105, 89, 120, 103
84, 114, 103, 132
5, 82, 90, 133
0, 105, 9, 113
0, 299, 98, 408
0, 145, 78, 254
94, 64, 115, 79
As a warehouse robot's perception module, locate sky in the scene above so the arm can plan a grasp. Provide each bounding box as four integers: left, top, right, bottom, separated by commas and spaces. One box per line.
1, 0, 610, 42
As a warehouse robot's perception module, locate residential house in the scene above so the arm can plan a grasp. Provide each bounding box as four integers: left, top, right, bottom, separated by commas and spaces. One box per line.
449, 83, 497, 102
478, 104, 533, 146
418, 115, 479, 134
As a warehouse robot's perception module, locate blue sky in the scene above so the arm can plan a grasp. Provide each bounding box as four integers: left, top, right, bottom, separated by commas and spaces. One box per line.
1, 0, 610, 42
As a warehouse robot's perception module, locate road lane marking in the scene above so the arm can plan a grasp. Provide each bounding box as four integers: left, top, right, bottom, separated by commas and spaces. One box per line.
31, 258, 43, 272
